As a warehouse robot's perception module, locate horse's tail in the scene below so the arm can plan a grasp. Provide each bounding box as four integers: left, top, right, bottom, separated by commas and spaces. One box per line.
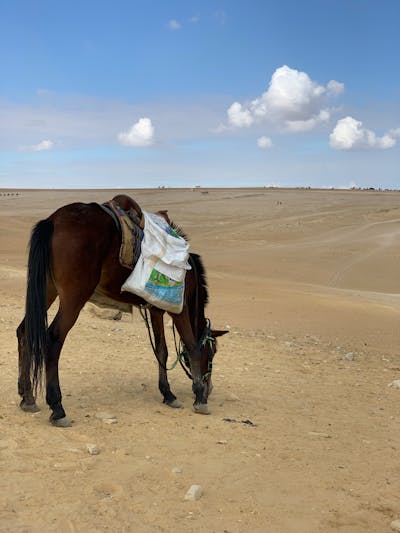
25, 219, 54, 393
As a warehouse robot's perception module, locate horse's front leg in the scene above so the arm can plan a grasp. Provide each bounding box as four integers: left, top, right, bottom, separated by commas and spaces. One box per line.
171, 309, 209, 415
150, 308, 182, 408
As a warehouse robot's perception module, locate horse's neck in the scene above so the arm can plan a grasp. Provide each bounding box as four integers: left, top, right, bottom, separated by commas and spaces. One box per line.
191, 305, 206, 340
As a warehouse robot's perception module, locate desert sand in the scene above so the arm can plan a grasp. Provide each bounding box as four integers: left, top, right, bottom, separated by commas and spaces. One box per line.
0, 187, 399, 533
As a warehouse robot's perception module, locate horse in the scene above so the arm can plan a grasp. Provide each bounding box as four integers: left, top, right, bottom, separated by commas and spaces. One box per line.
16, 194, 227, 427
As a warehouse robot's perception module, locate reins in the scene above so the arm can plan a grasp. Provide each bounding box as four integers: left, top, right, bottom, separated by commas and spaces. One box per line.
139, 255, 214, 382
139, 305, 190, 375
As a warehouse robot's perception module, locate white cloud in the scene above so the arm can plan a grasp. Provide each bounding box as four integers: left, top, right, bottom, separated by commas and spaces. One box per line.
286, 109, 330, 132
227, 102, 254, 128
118, 118, 155, 147
329, 116, 398, 150
327, 80, 345, 97
226, 65, 344, 132
20, 139, 54, 152
257, 136, 273, 149
188, 15, 200, 23
388, 127, 400, 139
168, 19, 181, 30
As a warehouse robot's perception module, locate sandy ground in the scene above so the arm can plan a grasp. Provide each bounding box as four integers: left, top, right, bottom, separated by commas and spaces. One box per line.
0, 187, 399, 533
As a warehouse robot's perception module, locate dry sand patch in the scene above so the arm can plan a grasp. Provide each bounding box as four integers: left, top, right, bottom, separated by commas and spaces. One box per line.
1, 188, 399, 532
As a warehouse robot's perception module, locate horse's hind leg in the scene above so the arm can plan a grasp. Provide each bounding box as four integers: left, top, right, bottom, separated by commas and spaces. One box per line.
150, 308, 183, 409
17, 285, 57, 412
45, 295, 89, 427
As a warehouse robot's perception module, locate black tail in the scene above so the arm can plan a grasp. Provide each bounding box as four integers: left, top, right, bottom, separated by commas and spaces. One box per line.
25, 219, 54, 394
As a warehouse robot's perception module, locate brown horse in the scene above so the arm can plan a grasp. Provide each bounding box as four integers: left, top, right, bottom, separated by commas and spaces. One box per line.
17, 195, 227, 427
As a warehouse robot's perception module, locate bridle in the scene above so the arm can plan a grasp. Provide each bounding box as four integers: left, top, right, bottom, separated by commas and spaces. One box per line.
140, 255, 216, 383
173, 317, 216, 383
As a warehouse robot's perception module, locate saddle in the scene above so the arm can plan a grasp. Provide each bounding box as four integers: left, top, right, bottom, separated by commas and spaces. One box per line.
101, 195, 144, 270
102, 195, 171, 270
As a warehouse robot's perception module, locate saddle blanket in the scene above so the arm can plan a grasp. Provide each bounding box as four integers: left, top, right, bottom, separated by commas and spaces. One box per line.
121, 212, 191, 313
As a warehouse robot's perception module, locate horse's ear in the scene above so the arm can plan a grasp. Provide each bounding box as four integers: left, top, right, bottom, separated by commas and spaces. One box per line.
212, 329, 229, 338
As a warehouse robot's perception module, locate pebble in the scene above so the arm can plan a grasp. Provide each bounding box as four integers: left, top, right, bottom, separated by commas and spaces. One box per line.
217, 440, 228, 445
226, 392, 239, 402
172, 467, 183, 473
86, 444, 100, 455
343, 352, 354, 361
88, 306, 122, 320
104, 418, 118, 424
308, 431, 331, 438
388, 380, 400, 389
391, 520, 400, 531
184, 485, 203, 501
95, 412, 117, 421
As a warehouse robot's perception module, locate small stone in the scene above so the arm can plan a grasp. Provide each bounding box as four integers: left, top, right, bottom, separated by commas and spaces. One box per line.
388, 380, 400, 389
343, 352, 354, 361
172, 467, 183, 473
184, 485, 203, 501
308, 431, 331, 438
88, 306, 122, 320
217, 440, 228, 445
226, 392, 239, 402
104, 418, 118, 424
95, 412, 116, 420
86, 444, 100, 455
391, 520, 400, 531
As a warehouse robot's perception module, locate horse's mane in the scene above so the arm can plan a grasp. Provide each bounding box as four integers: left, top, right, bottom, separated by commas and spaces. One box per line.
189, 253, 209, 306
169, 221, 208, 306
170, 221, 189, 241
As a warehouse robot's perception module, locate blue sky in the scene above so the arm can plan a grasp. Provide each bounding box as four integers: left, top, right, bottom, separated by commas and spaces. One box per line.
1, 0, 399, 189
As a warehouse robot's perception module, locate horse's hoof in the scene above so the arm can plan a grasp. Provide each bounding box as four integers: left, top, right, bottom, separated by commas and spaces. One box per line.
193, 403, 211, 415
50, 416, 72, 428
167, 399, 184, 409
20, 400, 40, 413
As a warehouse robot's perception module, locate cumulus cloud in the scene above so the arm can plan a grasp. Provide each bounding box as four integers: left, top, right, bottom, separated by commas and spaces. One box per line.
329, 116, 398, 150
226, 65, 343, 132
227, 102, 254, 128
118, 118, 154, 147
257, 136, 273, 149
21, 139, 54, 152
168, 19, 181, 30
285, 110, 330, 133
326, 80, 345, 97
388, 127, 400, 139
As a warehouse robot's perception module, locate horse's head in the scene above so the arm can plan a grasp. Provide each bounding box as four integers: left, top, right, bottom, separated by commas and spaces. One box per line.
198, 322, 229, 399
180, 322, 228, 400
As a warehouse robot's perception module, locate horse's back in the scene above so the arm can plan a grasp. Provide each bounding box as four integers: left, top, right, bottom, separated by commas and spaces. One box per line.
47, 202, 118, 290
